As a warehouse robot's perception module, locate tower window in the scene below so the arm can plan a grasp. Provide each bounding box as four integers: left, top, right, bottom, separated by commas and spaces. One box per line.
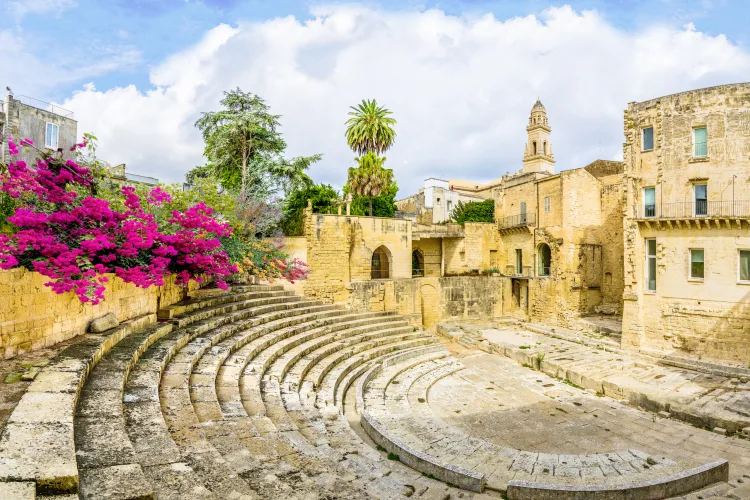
543, 141, 547, 155
642, 127, 654, 151
532, 141, 537, 155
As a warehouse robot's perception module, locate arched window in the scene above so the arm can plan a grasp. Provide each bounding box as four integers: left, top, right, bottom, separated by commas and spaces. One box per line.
371, 246, 391, 279
412, 250, 424, 277
543, 141, 547, 155
532, 141, 537, 155
538, 243, 551, 276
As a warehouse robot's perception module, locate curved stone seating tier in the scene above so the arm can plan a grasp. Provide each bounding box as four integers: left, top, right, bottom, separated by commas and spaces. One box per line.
77, 287, 332, 498
359, 352, 729, 498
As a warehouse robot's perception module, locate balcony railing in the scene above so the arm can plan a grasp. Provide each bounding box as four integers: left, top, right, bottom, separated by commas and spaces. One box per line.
694, 141, 707, 158
16, 95, 75, 119
505, 265, 533, 277
498, 212, 536, 229
633, 201, 750, 219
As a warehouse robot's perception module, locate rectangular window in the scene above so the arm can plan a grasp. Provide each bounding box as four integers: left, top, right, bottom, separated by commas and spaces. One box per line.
694, 127, 707, 157
690, 249, 704, 280
644, 187, 655, 218
544, 197, 551, 213
642, 127, 654, 151
45, 122, 59, 149
740, 251, 750, 283
447, 200, 452, 213
515, 249, 523, 275
646, 239, 656, 292
694, 184, 707, 217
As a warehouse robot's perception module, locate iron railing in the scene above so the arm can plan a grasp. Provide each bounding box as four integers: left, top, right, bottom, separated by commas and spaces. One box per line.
505, 265, 533, 277
371, 269, 390, 279
16, 95, 74, 119
538, 266, 551, 277
412, 268, 424, 277
498, 212, 536, 229
694, 141, 707, 158
633, 201, 750, 219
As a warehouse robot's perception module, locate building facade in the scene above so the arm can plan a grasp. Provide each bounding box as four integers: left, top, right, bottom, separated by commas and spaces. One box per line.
1, 90, 78, 166
622, 83, 750, 362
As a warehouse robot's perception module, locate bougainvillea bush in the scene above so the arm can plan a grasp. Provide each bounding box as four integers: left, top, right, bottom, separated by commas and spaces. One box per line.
0, 136, 237, 304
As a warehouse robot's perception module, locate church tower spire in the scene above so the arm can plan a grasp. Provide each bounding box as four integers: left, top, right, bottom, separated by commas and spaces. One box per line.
523, 99, 555, 174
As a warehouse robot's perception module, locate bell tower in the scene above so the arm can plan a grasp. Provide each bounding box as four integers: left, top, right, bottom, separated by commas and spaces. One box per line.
523, 99, 555, 174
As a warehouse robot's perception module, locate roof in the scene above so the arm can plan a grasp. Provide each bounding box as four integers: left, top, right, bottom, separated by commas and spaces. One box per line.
531, 99, 546, 112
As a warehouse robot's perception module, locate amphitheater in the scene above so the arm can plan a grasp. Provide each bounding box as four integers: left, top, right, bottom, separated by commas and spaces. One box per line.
1, 283, 750, 500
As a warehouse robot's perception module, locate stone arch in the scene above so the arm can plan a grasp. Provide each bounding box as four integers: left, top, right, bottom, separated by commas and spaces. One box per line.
420, 284, 439, 330
371, 246, 391, 279
412, 249, 424, 277
537, 243, 551, 276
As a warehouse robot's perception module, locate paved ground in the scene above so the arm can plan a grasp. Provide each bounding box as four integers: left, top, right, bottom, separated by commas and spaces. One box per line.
446, 321, 750, 434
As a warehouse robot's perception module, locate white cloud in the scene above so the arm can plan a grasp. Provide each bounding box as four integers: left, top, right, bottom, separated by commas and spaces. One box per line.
7, 0, 76, 18
60, 4, 750, 194
0, 28, 141, 98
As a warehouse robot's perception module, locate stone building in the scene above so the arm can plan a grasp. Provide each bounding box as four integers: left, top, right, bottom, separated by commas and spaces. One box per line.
621, 83, 750, 362
0, 90, 78, 166
294, 99, 625, 332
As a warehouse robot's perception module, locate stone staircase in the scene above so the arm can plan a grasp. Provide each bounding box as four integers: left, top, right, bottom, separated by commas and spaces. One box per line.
0, 284, 737, 499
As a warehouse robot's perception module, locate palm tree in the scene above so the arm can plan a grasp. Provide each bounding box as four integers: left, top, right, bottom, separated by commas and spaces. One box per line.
345, 99, 397, 156
347, 152, 393, 216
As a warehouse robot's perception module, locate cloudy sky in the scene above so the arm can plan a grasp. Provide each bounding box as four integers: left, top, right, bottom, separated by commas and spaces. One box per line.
2, 0, 749, 195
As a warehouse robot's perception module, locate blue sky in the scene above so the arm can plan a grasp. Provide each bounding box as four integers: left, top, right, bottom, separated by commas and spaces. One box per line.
2, 0, 749, 193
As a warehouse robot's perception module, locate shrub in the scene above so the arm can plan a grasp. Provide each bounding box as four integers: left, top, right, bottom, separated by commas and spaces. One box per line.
450, 199, 494, 224
0, 136, 237, 304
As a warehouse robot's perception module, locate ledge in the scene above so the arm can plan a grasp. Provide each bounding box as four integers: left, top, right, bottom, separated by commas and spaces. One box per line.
506, 459, 728, 500
361, 411, 486, 492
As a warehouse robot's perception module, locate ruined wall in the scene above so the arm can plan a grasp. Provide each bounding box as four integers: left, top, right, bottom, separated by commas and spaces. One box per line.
303, 213, 352, 303
622, 83, 750, 362
412, 238, 442, 277
0, 269, 200, 359
537, 176, 563, 228
348, 276, 504, 331
463, 223, 500, 271
349, 216, 412, 281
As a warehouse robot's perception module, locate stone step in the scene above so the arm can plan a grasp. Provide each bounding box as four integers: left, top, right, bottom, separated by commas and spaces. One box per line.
75, 321, 177, 500
0, 313, 154, 495
120, 292, 334, 498
157, 287, 292, 320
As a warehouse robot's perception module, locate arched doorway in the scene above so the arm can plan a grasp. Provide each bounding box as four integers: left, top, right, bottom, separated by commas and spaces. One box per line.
371, 246, 391, 279
537, 243, 551, 276
412, 250, 424, 277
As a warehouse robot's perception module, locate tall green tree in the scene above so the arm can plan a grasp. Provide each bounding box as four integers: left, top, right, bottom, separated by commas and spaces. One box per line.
194, 88, 319, 195
347, 152, 393, 216
345, 99, 397, 155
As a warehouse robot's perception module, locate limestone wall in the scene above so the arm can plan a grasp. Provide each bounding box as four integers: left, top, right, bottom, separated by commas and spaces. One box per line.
412, 238, 442, 277
348, 276, 504, 331
0, 269, 199, 359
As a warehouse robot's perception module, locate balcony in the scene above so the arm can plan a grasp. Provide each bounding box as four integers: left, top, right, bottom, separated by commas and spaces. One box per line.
505, 265, 533, 278
498, 212, 536, 234
633, 201, 750, 229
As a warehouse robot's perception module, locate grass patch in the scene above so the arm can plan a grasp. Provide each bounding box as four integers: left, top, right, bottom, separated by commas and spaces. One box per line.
4, 372, 22, 384
387, 452, 400, 461
376, 445, 386, 452
422, 473, 437, 480
519, 345, 530, 349
522, 363, 533, 369
559, 378, 584, 390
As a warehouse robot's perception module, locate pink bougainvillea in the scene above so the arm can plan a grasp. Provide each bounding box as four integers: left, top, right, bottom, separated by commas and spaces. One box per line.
0, 137, 237, 304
